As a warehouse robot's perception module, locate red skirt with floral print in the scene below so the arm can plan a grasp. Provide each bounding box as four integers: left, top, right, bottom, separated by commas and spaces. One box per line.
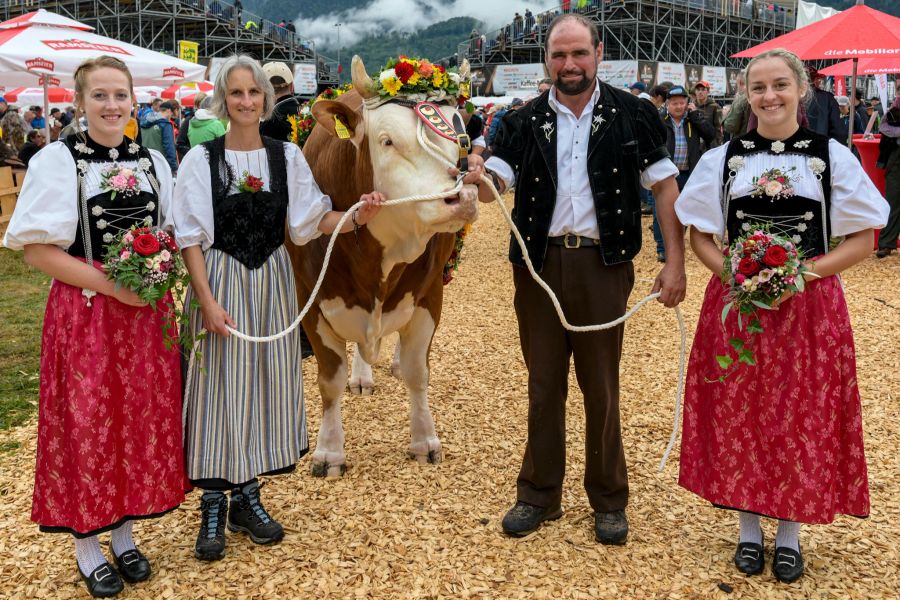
32, 267, 186, 536
678, 274, 870, 524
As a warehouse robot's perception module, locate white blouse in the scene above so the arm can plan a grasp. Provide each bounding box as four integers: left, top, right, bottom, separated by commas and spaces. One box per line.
172, 142, 331, 250
3, 141, 175, 251
675, 139, 889, 239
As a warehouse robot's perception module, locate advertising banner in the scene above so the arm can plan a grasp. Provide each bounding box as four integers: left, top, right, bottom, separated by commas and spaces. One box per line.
488, 63, 547, 95
726, 68, 741, 97
702, 66, 728, 95
656, 62, 685, 87
178, 40, 199, 64
597, 60, 638, 89
293, 63, 317, 95
637, 60, 656, 89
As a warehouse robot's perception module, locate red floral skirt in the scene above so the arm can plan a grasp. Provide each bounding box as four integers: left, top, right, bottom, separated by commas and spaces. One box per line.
678, 274, 870, 524
32, 265, 187, 536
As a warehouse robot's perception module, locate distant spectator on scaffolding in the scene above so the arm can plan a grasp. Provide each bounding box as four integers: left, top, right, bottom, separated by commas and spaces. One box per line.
234, 0, 242, 20
244, 19, 258, 31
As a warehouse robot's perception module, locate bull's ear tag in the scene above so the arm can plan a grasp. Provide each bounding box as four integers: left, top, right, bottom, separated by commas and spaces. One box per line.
334, 115, 351, 139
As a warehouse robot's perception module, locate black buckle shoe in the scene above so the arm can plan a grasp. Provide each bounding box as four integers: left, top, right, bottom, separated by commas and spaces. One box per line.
195, 492, 228, 561
773, 546, 804, 583
79, 562, 124, 598
228, 481, 285, 544
113, 548, 151, 583
501, 501, 562, 537
734, 541, 765, 575
594, 510, 629, 545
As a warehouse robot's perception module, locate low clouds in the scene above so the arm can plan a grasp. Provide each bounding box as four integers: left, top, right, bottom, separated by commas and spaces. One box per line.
296, 0, 557, 50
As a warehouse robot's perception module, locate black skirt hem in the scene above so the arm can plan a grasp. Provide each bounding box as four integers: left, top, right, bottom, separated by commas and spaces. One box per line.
711, 502, 869, 524
189, 454, 305, 491
38, 503, 180, 539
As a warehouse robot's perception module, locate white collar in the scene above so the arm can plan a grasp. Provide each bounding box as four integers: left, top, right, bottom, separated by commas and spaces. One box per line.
548, 78, 601, 118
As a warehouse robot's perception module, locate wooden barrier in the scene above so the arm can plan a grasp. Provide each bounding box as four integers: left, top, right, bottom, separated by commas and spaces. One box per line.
0, 166, 24, 239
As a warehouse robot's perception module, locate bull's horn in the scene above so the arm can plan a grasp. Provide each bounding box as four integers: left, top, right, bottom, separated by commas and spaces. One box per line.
459, 59, 470, 79
351, 56, 376, 99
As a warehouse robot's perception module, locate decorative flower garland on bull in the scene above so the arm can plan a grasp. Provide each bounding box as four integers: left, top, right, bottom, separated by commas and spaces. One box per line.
186, 55, 687, 473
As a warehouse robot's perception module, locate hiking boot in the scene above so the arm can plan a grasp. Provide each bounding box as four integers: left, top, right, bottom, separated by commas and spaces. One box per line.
194, 492, 227, 561
594, 510, 629, 545
501, 501, 562, 537
228, 481, 284, 544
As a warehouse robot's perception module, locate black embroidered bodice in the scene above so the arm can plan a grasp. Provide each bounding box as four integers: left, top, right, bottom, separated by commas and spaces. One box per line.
723, 128, 832, 257
65, 134, 160, 262
204, 136, 289, 270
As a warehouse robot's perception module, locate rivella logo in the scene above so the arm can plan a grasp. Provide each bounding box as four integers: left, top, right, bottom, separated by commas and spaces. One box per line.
41, 39, 131, 55
25, 58, 54, 71
162, 67, 185, 78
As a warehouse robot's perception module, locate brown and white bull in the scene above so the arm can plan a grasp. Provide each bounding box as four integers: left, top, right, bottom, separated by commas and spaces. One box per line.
287, 56, 479, 477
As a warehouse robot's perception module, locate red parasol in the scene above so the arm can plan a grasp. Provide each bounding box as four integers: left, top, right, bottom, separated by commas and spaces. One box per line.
818, 57, 900, 77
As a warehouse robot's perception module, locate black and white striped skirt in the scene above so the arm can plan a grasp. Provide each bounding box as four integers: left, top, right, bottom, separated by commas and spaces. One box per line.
183, 246, 308, 486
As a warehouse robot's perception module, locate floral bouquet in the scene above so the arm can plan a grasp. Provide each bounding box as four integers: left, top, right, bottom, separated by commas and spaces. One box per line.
749, 166, 797, 201
103, 221, 195, 348
100, 165, 142, 201
374, 56, 470, 101
713, 225, 812, 381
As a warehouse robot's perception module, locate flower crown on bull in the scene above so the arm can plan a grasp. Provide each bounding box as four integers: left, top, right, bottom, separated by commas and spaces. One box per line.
367, 55, 471, 107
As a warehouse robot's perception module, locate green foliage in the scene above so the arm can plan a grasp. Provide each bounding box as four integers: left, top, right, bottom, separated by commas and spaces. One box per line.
0, 249, 49, 430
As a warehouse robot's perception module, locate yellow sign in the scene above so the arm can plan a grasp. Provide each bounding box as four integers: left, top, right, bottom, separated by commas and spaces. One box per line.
179, 40, 199, 64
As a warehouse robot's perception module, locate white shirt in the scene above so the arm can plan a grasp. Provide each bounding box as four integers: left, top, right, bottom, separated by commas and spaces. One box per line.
675, 140, 889, 239
485, 79, 678, 239
172, 142, 332, 250
3, 141, 175, 250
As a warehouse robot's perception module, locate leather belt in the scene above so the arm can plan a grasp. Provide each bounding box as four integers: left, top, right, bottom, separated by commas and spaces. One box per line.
547, 234, 601, 249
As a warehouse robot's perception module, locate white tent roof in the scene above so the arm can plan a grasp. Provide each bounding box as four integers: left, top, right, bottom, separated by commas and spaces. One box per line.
0, 10, 206, 87
0, 8, 93, 31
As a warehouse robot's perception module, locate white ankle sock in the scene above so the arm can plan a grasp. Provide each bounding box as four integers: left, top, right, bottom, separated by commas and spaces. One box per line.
111, 520, 136, 557
738, 511, 762, 545
74, 536, 107, 575
775, 520, 801, 551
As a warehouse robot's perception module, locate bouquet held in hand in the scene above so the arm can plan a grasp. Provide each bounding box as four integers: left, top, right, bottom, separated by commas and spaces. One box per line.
713, 226, 814, 381
103, 221, 188, 306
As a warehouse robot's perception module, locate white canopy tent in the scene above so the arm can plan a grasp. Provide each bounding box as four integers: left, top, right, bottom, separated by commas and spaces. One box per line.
0, 9, 206, 138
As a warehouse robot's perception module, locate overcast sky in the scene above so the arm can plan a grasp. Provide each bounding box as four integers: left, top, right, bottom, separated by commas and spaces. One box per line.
297, 0, 558, 50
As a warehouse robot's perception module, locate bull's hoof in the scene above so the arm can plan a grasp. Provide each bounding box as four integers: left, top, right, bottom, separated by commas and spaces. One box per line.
347, 382, 375, 396
407, 447, 443, 465
311, 461, 348, 478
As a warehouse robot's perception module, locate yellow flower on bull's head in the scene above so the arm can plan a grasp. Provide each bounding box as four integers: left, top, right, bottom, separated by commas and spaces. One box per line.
408, 71, 421, 86
432, 70, 445, 87
382, 76, 403, 96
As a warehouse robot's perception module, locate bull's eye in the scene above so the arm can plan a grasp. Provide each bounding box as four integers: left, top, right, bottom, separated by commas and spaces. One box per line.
381, 138, 393, 147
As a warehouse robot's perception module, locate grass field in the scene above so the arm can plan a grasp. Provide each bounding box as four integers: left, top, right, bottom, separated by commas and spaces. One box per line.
0, 248, 49, 433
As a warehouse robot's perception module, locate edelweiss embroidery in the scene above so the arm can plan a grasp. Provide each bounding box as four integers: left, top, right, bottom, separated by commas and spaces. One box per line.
592, 114, 605, 134
540, 121, 554, 141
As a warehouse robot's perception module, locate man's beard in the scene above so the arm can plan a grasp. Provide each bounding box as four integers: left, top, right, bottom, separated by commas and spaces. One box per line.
555, 69, 593, 96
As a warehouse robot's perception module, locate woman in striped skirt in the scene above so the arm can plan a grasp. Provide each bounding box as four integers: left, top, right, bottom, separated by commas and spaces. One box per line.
173, 55, 384, 561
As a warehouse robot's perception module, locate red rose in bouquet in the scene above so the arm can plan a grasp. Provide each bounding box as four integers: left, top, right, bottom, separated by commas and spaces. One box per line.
394, 61, 415, 84
738, 257, 760, 276
133, 233, 161, 256
763, 245, 788, 267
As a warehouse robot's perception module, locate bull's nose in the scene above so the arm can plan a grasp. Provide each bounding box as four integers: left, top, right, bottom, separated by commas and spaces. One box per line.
444, 195, 460, 205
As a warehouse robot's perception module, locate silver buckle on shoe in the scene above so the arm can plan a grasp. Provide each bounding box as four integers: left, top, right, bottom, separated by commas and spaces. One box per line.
740, 547, 760, 560
93, 565, 112, 582
777, 554, 797, 568
563, 233, 582, 249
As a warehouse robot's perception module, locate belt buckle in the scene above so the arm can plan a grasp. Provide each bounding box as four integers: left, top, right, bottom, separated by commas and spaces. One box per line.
563, 233, 581, 249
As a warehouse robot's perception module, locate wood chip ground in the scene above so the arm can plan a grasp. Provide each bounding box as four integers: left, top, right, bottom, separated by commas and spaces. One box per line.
1, 195, 898, 598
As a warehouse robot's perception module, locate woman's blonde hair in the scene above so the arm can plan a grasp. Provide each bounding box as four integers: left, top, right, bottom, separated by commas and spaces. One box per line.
209, 55, 275, 122
744, 48, 813, 107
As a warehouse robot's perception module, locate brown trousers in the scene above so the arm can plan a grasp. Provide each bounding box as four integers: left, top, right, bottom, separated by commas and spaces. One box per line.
513, 245, 634, 513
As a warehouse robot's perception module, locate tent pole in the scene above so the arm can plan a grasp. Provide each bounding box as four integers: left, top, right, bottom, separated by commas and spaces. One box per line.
848, 58, 858, 148
43, 76, 50, 141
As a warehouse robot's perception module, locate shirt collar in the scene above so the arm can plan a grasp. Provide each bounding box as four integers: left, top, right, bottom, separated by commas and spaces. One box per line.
548, 78, 601, 118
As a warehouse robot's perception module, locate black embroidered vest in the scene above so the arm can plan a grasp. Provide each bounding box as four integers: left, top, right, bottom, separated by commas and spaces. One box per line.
65, 134, 160, 262
204, 136, 289, 270
722, 128, 832, 257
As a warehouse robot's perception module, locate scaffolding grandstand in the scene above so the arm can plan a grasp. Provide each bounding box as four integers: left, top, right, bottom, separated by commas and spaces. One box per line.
459, 0, 797, 73
1, 0, 339, 87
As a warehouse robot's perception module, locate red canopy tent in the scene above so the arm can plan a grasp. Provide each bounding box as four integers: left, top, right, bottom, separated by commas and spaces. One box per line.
732, 2, 900, 144
818, 57, 900, 77
3, 86, 75, 104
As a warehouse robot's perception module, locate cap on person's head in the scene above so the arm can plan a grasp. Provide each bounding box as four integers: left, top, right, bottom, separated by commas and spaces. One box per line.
263, 62, 293, 86
629, 81, 646, 92
693, 80, 710, 91
836, 96, 850, 107
667, 86, 689, 99
510, 98, 524, 107
805, 64, 821, 81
